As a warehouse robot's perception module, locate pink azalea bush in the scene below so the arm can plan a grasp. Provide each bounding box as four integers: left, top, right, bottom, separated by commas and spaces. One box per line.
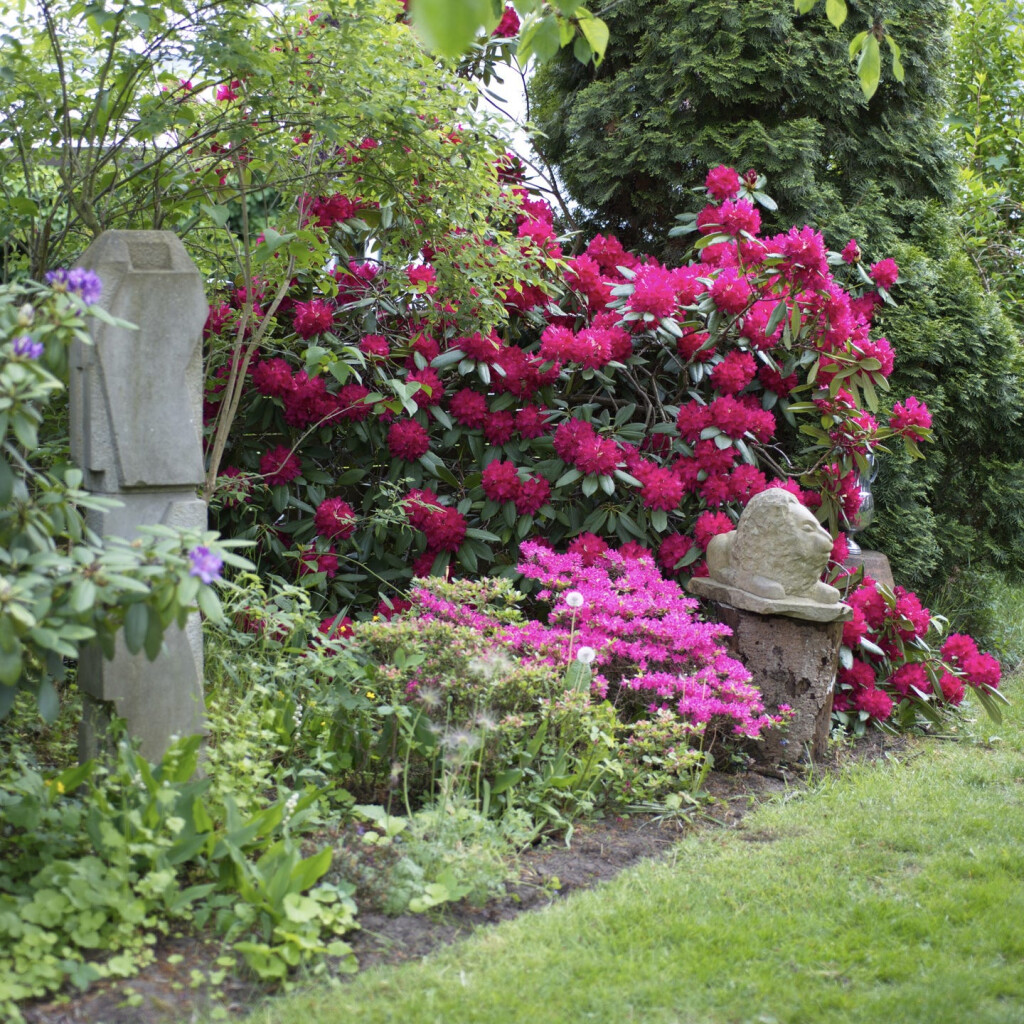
340, 542, 780, 813
413, 542, 781, 743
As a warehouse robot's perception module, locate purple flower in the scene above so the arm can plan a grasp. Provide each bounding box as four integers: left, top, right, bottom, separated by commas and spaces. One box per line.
12, 335, 43, 360
189, 545, 223, 585
45, 267, 103, 305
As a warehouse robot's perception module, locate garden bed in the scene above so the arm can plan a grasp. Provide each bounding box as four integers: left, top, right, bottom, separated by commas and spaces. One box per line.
20, 731, 904, 1024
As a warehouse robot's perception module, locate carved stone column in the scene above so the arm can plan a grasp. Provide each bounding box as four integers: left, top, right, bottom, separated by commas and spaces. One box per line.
70, 231, 207, 762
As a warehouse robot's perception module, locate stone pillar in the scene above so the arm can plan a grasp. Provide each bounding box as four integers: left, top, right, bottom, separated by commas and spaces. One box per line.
70, 231, 207, 763
715, 605, 843, 763
845, 549, 895, 589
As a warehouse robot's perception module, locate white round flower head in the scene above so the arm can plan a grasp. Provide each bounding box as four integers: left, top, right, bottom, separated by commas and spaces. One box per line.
565, 590, 585, 608
576, 646, 596, 665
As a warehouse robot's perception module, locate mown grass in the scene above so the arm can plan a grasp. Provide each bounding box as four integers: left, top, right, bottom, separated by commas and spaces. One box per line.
239, 681, 1024, 1024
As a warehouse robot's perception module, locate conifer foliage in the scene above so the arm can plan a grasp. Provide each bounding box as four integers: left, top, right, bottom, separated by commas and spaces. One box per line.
533, 0, 1024, 622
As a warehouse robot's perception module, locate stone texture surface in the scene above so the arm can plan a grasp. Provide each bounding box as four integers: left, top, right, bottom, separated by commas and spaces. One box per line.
689, 489, 848, 622
71, 231, 207, 763
715, 604, 843, 763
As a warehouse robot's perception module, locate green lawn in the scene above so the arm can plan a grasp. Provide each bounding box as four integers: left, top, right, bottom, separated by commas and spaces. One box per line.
241, 682, 1024, 1024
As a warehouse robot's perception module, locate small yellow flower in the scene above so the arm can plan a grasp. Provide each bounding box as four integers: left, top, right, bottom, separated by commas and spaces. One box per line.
365, 690, 377, 700
57, 781, 65, 794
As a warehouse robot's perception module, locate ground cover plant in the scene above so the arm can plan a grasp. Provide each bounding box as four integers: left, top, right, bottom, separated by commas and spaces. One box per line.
244, 676, 1024, 1024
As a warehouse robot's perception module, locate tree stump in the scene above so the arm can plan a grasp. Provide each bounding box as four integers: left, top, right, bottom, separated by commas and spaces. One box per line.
714, 604, 843, 763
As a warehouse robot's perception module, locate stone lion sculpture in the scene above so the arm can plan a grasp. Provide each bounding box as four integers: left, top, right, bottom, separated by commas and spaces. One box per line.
704, 488, 841, 607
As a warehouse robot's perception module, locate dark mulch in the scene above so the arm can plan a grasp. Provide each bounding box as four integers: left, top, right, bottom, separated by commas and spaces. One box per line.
21, 731, 905, 1024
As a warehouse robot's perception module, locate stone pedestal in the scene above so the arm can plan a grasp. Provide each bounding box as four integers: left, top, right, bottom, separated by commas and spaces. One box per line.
715, 604, 843, 763
844, 549, 894, 589
70, 231, 207, 763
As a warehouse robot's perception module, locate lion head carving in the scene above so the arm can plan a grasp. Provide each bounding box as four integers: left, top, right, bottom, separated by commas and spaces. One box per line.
707, 489, 840, 605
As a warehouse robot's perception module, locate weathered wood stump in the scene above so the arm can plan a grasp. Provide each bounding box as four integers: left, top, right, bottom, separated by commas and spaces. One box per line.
714, 604, 843, 763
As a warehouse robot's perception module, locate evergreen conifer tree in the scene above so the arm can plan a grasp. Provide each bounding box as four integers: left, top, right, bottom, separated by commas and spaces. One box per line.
533, 0, 1024, 634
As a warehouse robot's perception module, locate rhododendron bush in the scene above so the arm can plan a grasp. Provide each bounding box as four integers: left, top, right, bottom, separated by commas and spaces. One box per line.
835, 575, 1007, 732
205, 159, 1001, 728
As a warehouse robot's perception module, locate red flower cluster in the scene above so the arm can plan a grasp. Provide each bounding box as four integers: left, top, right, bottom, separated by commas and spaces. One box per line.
293, 299, 334, 339
260, 445, 301, 486
890, 395, 932, 441
314, 497, 356, 540
705, 165, 742, 202
836, 577, 1000, 722
388, 418, 430, 461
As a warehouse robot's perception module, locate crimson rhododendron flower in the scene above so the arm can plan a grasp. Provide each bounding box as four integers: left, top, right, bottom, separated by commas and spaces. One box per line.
939, 672, 966, 704
515, 405, 549, 439
204, 302, 233, 339
963, 652, 1001, 688
483, 409, 516, 445
854, 687, 893, 721
493, 5, 520, 36
658, 533, 695, 573
335, 383, 372, 421
515, 475, 550, 515
260, 445, 301, 486
293, 298, 334, 339
568, 532, 609, 566
627, 264, 678, 318
705, 165, 742, 201
407, 263, 437, 292
298, 550, 339, 579
305, 193, 360, 228
451, 388, 488, 428
408, 367, 444, 406
482, 460, 521, 503
573, 433, 621, 476
359, 333, 389, 358
869, 257, 899, 290
711, 350, 757, 394
889, 663, 930, 696
693, 510, 733, 549
251, 358, 294, 398
890, 396, 932, 440
458, 330, 502, 362
388, 419, 430, 461
314, 497, 356, 540
421, 506, 467, 551
637, 463, 683, 511
728, 464, 768, 505
710, 268, 752, 314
